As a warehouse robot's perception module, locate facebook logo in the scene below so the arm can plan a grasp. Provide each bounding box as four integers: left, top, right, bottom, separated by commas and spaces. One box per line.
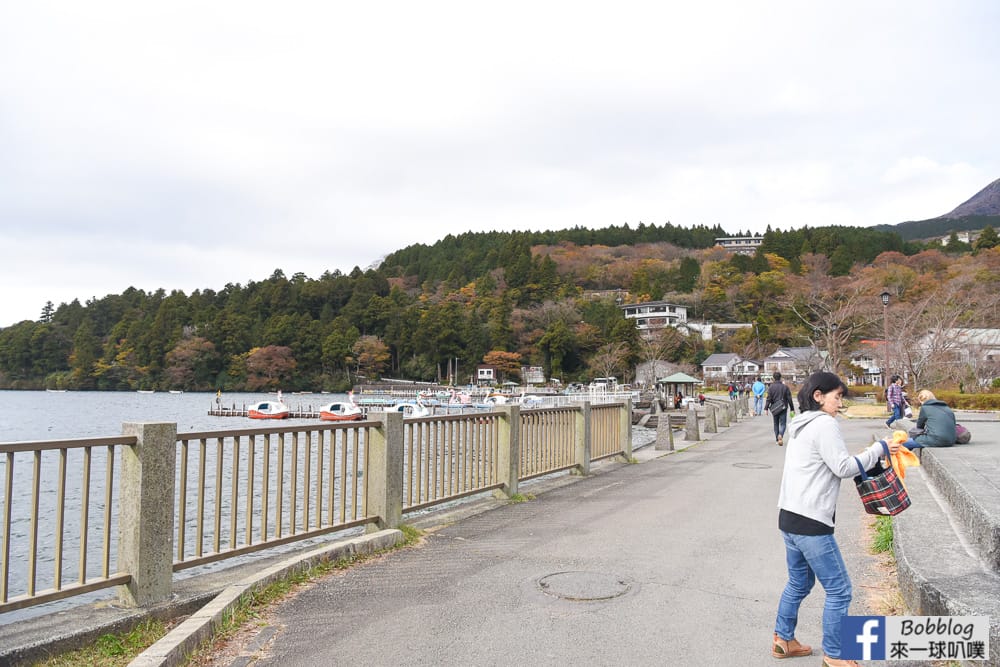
841, 616, 886, 660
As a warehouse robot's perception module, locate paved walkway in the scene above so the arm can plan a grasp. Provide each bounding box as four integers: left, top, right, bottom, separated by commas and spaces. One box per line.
209, 413, 900, 667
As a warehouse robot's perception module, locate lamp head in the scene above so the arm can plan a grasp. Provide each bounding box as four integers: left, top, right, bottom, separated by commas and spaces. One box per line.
880, 291, 891, 307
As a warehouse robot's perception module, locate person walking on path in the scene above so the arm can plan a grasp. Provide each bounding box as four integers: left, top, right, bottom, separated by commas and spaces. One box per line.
772, 371, 901, 666
765, 372, 793, 445
884, 375, 906, 428
752, 377, 766, 416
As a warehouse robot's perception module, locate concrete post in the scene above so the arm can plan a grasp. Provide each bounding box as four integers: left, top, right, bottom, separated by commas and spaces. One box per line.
118, 422, 176, 608
619, 398, 633, 461
684, 404, 700, 441
494, 405, 521, 497
704, 404, 718, 433
366, 410, 403, 532
718, 403, 731, 428
573, 402, 592, 475
655, 410, 675, 451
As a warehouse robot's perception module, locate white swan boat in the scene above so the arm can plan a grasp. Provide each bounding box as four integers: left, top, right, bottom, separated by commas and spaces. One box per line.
319, 392, 364, 421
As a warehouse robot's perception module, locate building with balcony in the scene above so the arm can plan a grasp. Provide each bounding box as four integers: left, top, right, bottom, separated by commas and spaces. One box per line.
621, 301, 688, 332
714, 236, 764, 255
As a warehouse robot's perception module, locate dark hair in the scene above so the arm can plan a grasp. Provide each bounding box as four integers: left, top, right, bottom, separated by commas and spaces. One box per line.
797, 371, 849, 412
773, 372, 782, 381
890, 374, 901, 384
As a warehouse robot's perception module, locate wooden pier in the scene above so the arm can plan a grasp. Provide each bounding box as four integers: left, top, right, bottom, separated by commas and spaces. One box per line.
208, 405, 325, 419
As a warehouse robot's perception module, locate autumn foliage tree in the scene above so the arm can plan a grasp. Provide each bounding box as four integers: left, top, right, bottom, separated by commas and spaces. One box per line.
482, 350, 522, 383
244, 345, 296, 391
352, 336, 390, 381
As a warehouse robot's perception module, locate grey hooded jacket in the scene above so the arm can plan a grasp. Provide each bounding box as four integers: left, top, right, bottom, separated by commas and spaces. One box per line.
777, 411, 887, 528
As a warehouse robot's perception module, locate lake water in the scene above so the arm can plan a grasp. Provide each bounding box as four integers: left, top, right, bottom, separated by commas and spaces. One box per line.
0, 390, 347, 442
1, 391, 652, 625
0, 390, 350, 625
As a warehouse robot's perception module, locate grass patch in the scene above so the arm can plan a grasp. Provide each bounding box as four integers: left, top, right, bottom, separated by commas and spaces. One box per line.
33, 618, 168, 667
508, 492, 535, 503
871, 515, 894, 553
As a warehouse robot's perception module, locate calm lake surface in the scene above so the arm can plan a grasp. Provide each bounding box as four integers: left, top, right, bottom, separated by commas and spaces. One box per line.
0, 390, 349, 625
0, 390, 346, 442
1, 391, 651, 625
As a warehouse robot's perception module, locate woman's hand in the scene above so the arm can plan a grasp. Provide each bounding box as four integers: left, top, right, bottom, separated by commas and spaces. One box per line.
886, 438, 902, 456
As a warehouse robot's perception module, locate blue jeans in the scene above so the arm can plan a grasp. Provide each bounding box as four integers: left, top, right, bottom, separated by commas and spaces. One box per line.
772, 410, 788, 440
754, 395, 764, 415
886, 403, 903, 427
775, 531, 853, 658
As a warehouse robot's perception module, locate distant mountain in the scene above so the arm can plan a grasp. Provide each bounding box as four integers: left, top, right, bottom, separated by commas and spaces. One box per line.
873, 178, 1000, 241
941, 178, 1000, 218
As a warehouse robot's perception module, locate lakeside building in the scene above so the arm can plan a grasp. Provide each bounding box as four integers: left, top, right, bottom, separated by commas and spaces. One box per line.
714, 236, 764, 255
620, 301, 751, 342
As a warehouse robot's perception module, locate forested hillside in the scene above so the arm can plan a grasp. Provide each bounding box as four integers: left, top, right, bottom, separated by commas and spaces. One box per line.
1, 221, 998, 392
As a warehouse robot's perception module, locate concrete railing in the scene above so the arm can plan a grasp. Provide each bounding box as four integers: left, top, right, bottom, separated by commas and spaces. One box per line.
0, 401, 630, 616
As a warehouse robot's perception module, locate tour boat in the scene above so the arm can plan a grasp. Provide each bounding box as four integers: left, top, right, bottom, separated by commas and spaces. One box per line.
248, 400, 290, 419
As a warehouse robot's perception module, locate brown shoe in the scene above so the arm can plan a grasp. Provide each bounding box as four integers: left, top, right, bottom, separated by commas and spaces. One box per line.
771, 633, 811, 658
777, 435, 783, 446
821, 656, 859, 667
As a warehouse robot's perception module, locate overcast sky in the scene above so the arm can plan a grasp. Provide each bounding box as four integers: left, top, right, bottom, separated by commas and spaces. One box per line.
2, 1, 998, 327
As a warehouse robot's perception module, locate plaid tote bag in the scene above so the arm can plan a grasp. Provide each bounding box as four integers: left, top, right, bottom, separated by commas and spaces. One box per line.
852, 441, 911, 516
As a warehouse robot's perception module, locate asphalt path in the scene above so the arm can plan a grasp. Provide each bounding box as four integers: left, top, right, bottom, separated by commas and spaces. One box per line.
224, 413, 895, 667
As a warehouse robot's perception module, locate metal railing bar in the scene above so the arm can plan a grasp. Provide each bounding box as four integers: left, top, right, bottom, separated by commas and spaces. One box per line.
290, 433, 299, 534
28, 450, 40, 596
2, 451, 13, 602
229, 436, 240, 550
0, 573, 132, 615
276, 433, 285, 539
102, 445, 114, 579
303, 432, 311, 533
172, 517, 373, 572
519, 463, 577, 482
178, 441, 188, 561
214, 438, 223, 554
177, 421, 377, 441
54, 448, 67, 591
195, 439, 208, 559
261, 434, 271, 545
403, 483, 505, 514
0, 435, 137, 453
78, 447, 91, 585
246, 435, 255, 547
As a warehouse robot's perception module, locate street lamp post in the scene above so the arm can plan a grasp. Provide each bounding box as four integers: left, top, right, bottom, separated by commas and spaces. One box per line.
829, 322, 838, 372
880, 291, 891, 386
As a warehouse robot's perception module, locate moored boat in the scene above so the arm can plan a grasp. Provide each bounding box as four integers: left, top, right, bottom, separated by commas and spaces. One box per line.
392, 399, 431, 418
319, 391, 363, 421
319, 402, 363, 421
248, 400, 290, 419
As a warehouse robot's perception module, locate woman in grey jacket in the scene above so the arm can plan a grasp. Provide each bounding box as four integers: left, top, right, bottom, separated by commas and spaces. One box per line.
772, 372, 901, 667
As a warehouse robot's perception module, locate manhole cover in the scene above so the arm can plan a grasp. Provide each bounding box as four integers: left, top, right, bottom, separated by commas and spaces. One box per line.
733, 462, 772, 469
537, 571, 631, 601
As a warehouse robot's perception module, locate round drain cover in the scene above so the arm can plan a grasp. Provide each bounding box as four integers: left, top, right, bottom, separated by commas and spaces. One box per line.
733, 462, 772, 469
537, 571, 631, 601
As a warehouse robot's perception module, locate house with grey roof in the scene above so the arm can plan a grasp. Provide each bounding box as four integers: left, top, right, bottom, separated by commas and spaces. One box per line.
701, 353, 741, 383
762, 347, 826, 383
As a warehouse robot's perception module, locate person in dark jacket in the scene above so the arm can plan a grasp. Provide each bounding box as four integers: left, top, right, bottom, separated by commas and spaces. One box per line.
765, 372, 794, 446
909, 389, 956, 448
